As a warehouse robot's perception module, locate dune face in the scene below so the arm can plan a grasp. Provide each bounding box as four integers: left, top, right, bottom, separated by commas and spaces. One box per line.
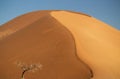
0, 10, 120, 79
51, 11, 120, 79
0, 11, 92, 79
0, 11, 52, 40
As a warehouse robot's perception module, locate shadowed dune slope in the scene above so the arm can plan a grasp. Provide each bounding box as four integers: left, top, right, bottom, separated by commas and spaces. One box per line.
0, 11, 92, 79
0, 11, 52, 39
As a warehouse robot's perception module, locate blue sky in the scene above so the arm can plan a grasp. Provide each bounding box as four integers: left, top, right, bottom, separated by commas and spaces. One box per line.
0, 0, 120, 30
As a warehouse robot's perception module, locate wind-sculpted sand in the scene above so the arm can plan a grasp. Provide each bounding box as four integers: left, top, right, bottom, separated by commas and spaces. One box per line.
0, 10, 120, 79
51, 11, 120, 79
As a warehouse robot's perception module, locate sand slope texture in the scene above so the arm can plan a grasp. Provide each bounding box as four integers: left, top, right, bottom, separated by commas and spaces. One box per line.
0, 10, 120, 79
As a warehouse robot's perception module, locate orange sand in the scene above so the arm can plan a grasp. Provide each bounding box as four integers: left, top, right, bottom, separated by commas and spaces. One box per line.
0, 10, 120, 79
51, 11, 120, 79
0, 11, 92, 79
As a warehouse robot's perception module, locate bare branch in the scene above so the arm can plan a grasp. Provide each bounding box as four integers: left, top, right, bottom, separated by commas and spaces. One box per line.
15, 61, 43, 79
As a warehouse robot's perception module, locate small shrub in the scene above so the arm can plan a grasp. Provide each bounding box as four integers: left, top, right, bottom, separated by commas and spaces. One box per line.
15, 61, 42, 79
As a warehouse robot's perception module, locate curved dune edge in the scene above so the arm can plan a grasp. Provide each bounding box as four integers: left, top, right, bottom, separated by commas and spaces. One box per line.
0, 11, 93, 79
51, 11, 120, 79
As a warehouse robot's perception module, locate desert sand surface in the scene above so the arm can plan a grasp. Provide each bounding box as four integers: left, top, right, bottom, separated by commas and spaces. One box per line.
51, 11, 120, 79
0, 10, 120, 79
0, 11, 52, 39
0, 11, 92, 79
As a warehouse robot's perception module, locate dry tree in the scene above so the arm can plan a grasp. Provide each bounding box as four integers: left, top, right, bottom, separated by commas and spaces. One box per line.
16, 62, 42, 79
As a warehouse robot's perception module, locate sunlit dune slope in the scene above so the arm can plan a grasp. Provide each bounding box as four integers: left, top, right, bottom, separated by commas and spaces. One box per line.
51, 11, 120, 79
0, 11, 92, 79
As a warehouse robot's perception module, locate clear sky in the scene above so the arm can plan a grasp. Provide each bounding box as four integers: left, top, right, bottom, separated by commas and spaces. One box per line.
0, 0, 120, 30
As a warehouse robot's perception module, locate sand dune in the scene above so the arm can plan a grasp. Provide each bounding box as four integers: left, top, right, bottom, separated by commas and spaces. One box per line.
0, 11, 52, 40
51, 11, 120, 79
0, 10, 92, 79
0, 10, 120, 79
